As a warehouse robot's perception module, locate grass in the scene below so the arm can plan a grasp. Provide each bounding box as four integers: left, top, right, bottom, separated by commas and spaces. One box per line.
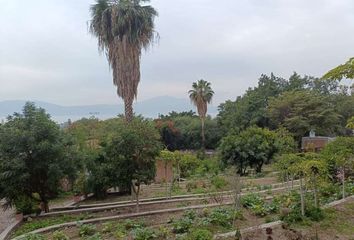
13, 213, 93, 237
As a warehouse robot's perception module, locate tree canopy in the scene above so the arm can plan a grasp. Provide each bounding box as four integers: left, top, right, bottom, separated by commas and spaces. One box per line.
0, 103, 79, 213
219, 126, 295, 175
89, 0, 158, 122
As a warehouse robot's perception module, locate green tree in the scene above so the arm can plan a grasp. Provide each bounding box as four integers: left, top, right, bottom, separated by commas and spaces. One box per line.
267, 90, 341, 143
104, 118, 162, 211
219, 127, 290, 175
89, 0, 158, 122
321, 137, 354, 199
189, 79, 215, 149
0, 103, 79, 212
323, 57, 354, 80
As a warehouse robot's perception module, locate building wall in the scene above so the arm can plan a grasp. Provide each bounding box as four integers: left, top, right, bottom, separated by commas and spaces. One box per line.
155, 159, 174, 183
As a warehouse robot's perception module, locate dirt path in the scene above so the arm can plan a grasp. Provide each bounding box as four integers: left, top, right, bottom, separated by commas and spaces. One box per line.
0, 200, 15, 234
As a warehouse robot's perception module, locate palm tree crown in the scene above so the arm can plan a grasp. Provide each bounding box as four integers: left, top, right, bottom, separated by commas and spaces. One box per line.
89, 0, 158, 122
189, 79, 214, 118
189, 79, 214, 149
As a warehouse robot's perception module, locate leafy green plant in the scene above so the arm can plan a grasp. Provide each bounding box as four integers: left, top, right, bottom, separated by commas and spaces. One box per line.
172, 217, 194, 234
123, 219, 145, 230
86, 233, 102, 240
52, 230, 69, 240
132, 227, 157, 240
79, 224, 96, 237
208, 208, 233, 227
23, 234, 45, 240
211, 176, 227, 190
14, 195, 40, 215
186, 229, 213, 240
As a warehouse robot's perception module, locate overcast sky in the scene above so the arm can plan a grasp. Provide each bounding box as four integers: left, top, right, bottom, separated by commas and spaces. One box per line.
0, 0, 353, 106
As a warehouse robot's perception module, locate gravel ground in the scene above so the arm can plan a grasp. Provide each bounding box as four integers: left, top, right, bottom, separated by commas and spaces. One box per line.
0, 200, 15, 234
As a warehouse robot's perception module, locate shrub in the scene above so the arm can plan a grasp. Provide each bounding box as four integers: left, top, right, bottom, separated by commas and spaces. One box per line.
241, 193, 264, 208
172, 217, 193, 234
14, 195, 40, 215
79, 224, 96, 237
132, 227, 157, 240
183, 210, 197, 220
280, 208, 304, 224
305, 207, 324, 222
123, 219, 145, 230
209, 208, 233, 227
187, 229, 213, 240
211, 176, 227, 190
52, 231, 69, 240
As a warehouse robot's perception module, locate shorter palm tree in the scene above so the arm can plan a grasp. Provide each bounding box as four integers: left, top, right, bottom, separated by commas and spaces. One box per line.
189, 79, 214, 149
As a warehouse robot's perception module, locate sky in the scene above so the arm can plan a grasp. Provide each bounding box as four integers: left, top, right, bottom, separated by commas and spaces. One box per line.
0, 0, 354, 107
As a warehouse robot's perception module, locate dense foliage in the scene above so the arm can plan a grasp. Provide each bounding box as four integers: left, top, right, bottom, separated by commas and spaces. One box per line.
0, 103, 79, 212
219, 127, 296, 174
156, 112, 221, 150
217, 72, 353, 145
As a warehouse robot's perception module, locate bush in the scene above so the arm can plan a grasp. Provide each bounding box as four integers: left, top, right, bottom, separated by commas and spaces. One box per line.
53, 231, 69, 240
280, 209, 304, 224
241, 193, 264, 208
14, 195, 40, 215
211, 176, 227, 190
79, 224, 96, 237
241, 193, 279, 216
132, 227, 157, 240
208, 208, 233, 227
123, 219, 145, 230
187, 229, 213, 240
306, 207, 324, 222
172, 217, 194, 234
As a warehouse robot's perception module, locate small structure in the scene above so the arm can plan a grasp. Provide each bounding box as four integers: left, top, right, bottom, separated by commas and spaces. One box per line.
301, 130, 335, 152
154, 159, 174, 183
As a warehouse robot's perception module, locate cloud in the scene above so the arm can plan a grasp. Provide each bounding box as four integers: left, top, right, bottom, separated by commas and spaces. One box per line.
0, 0, 353, 106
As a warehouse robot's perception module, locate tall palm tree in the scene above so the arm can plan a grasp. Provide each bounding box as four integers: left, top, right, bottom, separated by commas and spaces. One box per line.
89, 0, 158, 122
189, 79, 214, 149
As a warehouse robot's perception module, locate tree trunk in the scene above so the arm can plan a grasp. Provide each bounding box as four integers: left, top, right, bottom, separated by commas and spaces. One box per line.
201, 117, 205, 150
124, 97, 134, 123
40, 200, 49, 213
300, 177, 305, 216
342, 168, 345, 199
165, 162, 168, 199
136, 184, 140, 213
313, 174, 318, 208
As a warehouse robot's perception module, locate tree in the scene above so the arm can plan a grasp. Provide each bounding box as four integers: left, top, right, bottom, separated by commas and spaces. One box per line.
89, 0, 158, 122
0, 103, 79, 213
323, 57, 354, 80
189, 79, 215, 149
219, 127, 290, 175
104, 118, 162, 211
301, 155, 327, 208
267, 90, 341, 143
321, 137, 354, 199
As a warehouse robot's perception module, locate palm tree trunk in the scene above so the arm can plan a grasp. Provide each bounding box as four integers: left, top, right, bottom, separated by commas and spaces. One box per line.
124, 97, 134, 122
201, 117, 205, 150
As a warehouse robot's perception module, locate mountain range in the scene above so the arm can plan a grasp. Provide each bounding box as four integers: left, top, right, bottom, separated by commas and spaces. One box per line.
0, 96, 218, 123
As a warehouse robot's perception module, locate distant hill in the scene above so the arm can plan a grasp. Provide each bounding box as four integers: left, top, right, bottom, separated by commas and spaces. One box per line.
0, 96, 218, 122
